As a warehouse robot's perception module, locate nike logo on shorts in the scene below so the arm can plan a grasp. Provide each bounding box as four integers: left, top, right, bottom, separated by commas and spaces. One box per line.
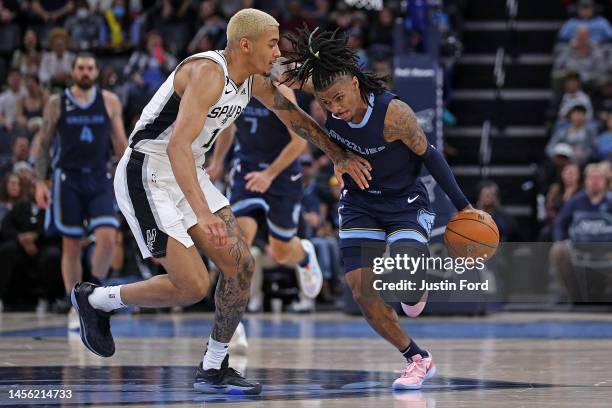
407, 195, 419, 204
290, 173, 303, 182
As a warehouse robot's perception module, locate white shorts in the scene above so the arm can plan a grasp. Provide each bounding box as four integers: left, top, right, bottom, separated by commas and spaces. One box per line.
114, 148, 229, 258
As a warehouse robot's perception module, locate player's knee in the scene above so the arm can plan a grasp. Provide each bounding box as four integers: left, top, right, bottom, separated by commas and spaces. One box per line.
95, 230, 117, 253
346, 271, 366, 305
181, 278, 209, 303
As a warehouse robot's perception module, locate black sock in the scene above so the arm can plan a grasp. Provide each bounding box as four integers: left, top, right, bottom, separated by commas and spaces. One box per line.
401, 341, 429, 360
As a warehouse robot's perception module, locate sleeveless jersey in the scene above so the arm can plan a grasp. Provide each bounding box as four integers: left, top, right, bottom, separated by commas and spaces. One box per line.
128, 50, 253, 166
53, 86, 111, 170
233, 98, 298, 172
325, 91, 424, 197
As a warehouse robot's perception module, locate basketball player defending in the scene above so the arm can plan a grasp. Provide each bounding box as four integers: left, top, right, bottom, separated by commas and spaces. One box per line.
70, 10, 371, 395
282, 28, 473, 390
34, 53, 128, 330
208, 96, 322, 306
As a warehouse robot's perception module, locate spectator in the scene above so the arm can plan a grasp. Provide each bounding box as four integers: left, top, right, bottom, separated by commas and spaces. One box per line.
101, 0, 136, 52
15, 75, 49, 139
29, 0, 75, 27
0, 172, 23, 223
10, 29, 43, 78
144, 0, 193, 55
0, 69, 27, 137
558, 71, 593, 120
38, 27, 75, 89
370, 6, 395, 47
540, 162, 582, 241
553, 162, 611, 242
549, 162, 611, 301
559, 0, 612, 44
476, 181, 520, 242
282, 0, 316, 35
123, 30, 177, 122
598, 114, 612, 160
553, 26, 605, 89
64, 0, 107, 51
0, 188, 62, 310
0, 136, 30, 178
187, 0, 227, 54
347, 27, 369, 68
546, 105, 598, 165
593, 76, 612, 121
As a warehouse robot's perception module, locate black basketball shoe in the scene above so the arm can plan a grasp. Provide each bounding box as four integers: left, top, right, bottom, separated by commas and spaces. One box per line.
70, 282, 115, 357
194, 355, 262, 395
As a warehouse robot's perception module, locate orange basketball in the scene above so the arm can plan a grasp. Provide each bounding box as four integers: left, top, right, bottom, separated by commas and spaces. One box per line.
443, 209, 499, 261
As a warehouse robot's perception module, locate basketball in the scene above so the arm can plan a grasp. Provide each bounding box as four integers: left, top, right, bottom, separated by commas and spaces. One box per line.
444, 210, 500, 261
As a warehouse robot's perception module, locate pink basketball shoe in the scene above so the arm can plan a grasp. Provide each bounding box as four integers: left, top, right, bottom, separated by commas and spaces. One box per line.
392, 352, 436, 390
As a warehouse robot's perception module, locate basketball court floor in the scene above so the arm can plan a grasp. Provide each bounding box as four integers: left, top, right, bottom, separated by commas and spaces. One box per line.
1, 311, 612, 407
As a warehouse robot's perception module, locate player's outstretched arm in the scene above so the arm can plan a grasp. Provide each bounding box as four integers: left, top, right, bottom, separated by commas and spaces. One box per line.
383, 98, 472, 211
167, 60, 227, 247
251, 75, 372, 190
33, 94, 60, 209
103, 90, 128, 159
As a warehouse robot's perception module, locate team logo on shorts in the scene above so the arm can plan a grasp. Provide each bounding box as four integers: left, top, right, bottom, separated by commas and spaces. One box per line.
417, 209, 435, 237
146, 228, 157, 251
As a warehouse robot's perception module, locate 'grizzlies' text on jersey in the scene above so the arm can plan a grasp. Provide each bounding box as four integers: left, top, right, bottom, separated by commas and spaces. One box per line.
325, 91, 424, 196
54, 86, 111, 170
128, 50, 252, 166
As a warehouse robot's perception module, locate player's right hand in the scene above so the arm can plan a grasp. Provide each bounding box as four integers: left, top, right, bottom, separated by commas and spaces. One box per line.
35, 180, 51, 209
197, 211, 227, 248
333, 151, 372, 190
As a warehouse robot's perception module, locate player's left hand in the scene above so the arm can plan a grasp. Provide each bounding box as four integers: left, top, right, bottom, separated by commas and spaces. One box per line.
333, 151, 372, 190
244, 170, 274, 193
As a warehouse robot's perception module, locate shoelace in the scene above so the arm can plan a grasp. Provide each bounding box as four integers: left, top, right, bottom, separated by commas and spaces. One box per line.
401, 359, 427, 378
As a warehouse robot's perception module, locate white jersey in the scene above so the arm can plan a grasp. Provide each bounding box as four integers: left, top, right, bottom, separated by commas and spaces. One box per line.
128, 50, 253, 166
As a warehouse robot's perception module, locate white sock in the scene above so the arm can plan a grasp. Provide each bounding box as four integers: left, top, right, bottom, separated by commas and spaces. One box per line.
202, 336, 229, 370
88, 285, 126, 312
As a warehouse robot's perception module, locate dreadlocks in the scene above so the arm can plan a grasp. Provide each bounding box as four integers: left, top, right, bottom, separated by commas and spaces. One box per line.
282, 26, 387, 104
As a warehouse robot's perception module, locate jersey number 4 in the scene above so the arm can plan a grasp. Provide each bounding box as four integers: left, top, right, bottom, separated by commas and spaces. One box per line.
80, 126, 94, 143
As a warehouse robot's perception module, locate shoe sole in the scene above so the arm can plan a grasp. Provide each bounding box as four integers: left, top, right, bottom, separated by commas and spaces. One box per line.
193, 382, 262, 395
71, 287, 110, 358
392, 365, 437, 391
298, 240, 323, 299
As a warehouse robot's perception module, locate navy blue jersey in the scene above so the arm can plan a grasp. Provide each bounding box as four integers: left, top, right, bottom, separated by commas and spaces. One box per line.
325, 91, 423, 197
233, 98, 299, 172
53, 87, 112, 171
554, 191, 612, 242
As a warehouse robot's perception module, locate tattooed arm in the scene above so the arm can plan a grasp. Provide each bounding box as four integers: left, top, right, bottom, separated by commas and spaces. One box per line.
34, 94, 60, 210
383, 99, 472, 211
251, 74, 372, 190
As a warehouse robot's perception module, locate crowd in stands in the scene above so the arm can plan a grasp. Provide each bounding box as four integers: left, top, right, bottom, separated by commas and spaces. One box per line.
540, 0, 612, 301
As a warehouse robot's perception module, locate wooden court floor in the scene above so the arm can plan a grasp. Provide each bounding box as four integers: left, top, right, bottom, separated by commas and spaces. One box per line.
1, 311, 612, 407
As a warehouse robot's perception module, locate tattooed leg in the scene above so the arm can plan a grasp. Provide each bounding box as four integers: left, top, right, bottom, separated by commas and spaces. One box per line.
188, 206, 255, 342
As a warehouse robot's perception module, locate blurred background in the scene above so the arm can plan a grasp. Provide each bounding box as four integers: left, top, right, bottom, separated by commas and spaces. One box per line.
0, 0, 610, 314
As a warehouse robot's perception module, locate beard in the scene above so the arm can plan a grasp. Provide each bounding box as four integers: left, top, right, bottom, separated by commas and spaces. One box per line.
75, 78, 94, 90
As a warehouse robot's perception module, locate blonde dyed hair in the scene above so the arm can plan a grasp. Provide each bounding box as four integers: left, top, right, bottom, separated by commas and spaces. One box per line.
227, 8, 279, 44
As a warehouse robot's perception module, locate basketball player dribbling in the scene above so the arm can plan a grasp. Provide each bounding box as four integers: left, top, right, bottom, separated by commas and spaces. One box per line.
70, 9, 372, 395
281, 27, 473, 389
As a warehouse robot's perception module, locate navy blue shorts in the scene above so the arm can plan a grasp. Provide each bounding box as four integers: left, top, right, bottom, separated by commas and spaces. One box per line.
228, 161, 303, 242
45, 168, 119, 237
338, 185, 435, 273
